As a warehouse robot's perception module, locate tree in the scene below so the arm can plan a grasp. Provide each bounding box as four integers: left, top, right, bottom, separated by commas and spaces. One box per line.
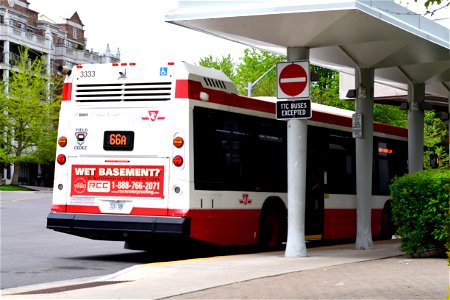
234, 48, 285, 96
199, 54, 236, 84
0, 47, 62, 185
423, 111, 449, 169
414, 0, 450, 15
199, 48, 285, 96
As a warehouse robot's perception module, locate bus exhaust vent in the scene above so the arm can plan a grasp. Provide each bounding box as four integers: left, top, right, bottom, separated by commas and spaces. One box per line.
203, 77, 227, 90
74, 82, 172, 102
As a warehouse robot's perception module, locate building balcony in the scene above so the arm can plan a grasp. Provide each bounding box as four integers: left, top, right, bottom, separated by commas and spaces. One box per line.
0, 23, 49, 52
54, 45, 119, 65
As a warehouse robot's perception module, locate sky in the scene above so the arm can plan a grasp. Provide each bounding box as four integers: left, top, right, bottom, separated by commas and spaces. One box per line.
28, 0, 249, 64
28, 0, 448, 65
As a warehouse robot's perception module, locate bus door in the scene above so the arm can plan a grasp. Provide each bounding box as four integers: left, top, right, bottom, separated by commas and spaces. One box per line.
305, 126, 325, 239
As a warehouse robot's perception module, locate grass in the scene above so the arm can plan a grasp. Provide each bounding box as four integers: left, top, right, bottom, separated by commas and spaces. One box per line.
0, 185, 35, 191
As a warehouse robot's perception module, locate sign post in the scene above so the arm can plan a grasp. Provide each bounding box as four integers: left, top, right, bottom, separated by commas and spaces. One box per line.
277, 51, 310, 258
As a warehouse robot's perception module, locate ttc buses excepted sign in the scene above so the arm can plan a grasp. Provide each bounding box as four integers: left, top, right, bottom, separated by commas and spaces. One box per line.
276, 99, 312, 120
276, 61, 310, 99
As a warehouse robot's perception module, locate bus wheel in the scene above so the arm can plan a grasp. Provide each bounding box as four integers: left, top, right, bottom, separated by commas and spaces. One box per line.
380, 201, 394, 239
258, 210, 285, 250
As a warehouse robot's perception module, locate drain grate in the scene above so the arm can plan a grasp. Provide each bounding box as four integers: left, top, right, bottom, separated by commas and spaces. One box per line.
12, 281, 131, 295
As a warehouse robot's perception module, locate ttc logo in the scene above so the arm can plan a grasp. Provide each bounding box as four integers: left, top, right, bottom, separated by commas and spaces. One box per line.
239, 194, 252, 206
141, 110, 165, 122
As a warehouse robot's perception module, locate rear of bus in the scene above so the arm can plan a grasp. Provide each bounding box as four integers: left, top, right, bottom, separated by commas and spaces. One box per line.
47, 62, 191, 245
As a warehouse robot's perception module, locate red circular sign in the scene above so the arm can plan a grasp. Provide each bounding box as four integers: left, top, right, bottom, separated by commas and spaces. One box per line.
279, 64, 308, 97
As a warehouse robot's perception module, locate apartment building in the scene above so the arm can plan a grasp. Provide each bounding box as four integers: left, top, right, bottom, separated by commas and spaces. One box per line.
0, 0, 120, 186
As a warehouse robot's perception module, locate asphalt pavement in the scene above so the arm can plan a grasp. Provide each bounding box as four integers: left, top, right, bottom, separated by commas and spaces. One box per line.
2, 239, 448, 299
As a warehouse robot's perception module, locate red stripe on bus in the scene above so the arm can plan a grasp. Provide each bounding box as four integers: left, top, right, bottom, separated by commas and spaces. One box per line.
175, 79, 407, 138
62, 83, 72, 101
186, 209, 261, 246
374, 123, 407, 138
324, 208, 384, 240
50, 204, 67, 212
175, 79, 274, 114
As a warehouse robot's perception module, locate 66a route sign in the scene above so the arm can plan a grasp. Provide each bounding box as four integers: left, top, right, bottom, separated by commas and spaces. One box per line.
276, 61, 310, 99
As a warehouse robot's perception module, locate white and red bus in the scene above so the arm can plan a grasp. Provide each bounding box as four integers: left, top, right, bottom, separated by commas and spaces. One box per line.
47, 61, 408, 250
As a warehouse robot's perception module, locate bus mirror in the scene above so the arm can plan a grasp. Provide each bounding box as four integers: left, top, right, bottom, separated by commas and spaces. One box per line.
57, 65, 72, 76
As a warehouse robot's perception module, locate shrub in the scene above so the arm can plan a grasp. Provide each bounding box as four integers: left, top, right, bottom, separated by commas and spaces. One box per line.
390, 170, 450, 257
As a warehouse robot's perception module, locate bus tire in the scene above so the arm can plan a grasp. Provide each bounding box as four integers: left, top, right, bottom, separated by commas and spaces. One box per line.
380, 201, 394, 239
258, 199, 287, 250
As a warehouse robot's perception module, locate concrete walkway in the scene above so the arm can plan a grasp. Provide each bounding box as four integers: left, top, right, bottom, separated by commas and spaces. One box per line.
2, 239, 448, 299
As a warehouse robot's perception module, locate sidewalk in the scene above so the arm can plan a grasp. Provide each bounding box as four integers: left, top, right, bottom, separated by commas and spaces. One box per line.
2, 239, 448, 299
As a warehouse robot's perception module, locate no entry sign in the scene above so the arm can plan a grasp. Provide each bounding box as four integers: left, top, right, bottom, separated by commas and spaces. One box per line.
276, 61, 310, 99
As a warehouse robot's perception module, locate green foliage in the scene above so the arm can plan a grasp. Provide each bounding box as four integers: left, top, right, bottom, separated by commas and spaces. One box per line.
415, 0, 448, 8
0, 185, 35, 191
424, 111, 449, 169
199, 48, 285, 96
310, 66, 354, 111
373, 104, 407, 128
199, 54, 237, 83
0, 46, 62, 184
390, 170, 450, 257
235, 48, 285, 96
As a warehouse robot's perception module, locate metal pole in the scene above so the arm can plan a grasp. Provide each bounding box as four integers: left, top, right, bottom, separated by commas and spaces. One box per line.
407, 83, 425, 173
247, 65, 276, 97
285, 47, 308, 258
355, 68, 374, 250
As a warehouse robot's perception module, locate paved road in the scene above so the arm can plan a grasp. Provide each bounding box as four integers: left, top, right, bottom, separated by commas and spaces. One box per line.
0, 190, 261, 290
0, 191, 137, 289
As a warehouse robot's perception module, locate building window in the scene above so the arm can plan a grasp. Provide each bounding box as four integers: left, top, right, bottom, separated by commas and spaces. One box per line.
73, 28, 77, 39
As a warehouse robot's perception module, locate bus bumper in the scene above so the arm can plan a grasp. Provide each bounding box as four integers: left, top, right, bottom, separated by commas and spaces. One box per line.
46, 212, 190, 241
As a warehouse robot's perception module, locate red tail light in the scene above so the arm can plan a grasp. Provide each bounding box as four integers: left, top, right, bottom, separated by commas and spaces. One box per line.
173, 155, 183, 167
57, 154, 66, 165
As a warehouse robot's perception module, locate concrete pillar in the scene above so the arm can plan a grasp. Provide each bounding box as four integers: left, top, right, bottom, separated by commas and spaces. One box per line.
355, 68, 374, 250
407, 83, 425, 173
3, 10, 10, 90
285, 47, 308, 258
3, 40, 10, 92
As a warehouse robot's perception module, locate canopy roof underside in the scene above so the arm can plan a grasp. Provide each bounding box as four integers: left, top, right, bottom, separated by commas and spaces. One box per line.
166, 0, 450, 108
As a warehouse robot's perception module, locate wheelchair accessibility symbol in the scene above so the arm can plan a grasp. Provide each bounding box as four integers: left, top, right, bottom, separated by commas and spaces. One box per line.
160, 67, 168, 76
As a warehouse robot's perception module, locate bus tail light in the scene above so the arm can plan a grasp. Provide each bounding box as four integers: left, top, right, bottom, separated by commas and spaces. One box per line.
58, 136, 67, 147
173, 155, 184, 167
57, 154, 66, 165
173, 136, 184, 148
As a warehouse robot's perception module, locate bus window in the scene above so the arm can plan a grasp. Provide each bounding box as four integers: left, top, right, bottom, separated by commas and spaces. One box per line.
325, 131, 356, 194
373, 139, 408, 195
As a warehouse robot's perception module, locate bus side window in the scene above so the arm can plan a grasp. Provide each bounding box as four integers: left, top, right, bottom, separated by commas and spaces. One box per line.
373, 139, 408, 195
325, 131, 356, 194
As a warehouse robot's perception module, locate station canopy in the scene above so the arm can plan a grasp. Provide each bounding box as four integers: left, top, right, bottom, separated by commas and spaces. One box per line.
166, 0, 450, 110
